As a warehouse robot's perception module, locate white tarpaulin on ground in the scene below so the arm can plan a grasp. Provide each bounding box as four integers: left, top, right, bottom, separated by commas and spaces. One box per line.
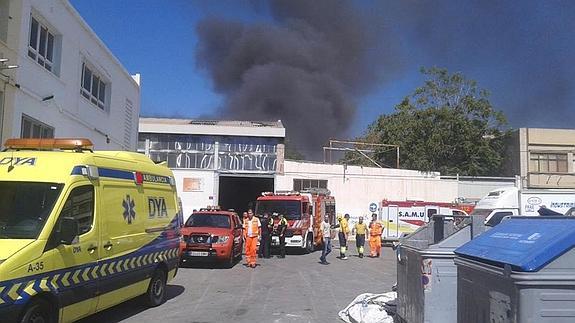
338, 292, 396, 323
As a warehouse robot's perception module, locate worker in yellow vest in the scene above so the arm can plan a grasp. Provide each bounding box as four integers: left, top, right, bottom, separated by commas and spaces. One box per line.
353, 216, 368, 258
276, 213, 288, 258
337, 214, 350, 260
369, 213, 383, 257
243, 209, 261, 268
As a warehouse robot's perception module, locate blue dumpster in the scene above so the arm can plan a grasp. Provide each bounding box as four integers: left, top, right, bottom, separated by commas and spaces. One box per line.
454, 217, 575, 323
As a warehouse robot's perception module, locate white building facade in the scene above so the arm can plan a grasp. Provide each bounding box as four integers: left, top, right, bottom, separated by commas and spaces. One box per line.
138, 118, 516, 221
0, 0, 140, 150
277, 160, 460, 220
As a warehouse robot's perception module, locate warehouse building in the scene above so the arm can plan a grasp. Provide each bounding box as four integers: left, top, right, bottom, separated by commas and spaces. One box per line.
138, 117, 285, 217
138, 117, 516, 220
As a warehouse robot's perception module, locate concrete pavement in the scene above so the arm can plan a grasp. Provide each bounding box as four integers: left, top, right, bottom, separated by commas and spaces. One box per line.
80, 246, 396, 323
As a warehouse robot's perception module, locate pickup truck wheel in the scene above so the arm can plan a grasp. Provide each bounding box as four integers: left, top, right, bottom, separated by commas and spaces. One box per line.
145, 268, 167, 307
20, 298, 53, 323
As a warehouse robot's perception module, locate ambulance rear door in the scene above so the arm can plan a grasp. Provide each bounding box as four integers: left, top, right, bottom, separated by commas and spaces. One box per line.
424, 205, 439, 223
383, 205, 399, 239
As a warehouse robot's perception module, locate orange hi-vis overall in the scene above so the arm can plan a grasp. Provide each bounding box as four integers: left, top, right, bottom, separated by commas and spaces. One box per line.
244, 217, 261, 266
369, 221, 383, 257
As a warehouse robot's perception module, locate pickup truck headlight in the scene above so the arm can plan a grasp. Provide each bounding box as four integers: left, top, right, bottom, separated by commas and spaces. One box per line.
212, 236, 229, 244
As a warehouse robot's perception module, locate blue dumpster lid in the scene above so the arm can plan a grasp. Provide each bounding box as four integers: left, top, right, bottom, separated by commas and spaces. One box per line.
454, 218, 575, 272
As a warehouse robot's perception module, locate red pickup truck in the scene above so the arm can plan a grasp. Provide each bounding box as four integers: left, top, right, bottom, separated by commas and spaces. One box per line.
180, 209, 243, 267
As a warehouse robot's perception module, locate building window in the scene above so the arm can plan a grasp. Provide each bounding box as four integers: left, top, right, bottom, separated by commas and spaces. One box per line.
81, 62, 108, 110
293, 179, 328, 191
21, 114, 54, 139
28, 16, 59, 75
530, 153, 568, 173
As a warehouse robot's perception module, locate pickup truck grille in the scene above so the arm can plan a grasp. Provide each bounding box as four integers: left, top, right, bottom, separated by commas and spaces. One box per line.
187, 234, 211, 244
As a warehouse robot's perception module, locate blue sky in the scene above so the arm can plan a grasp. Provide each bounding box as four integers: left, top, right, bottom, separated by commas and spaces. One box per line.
70, 1, 223, 119
69, 1, 422, 137
70, 1, 575, 138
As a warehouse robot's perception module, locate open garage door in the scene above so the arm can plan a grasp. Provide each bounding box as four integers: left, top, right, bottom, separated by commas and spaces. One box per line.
218, 175, 274, 214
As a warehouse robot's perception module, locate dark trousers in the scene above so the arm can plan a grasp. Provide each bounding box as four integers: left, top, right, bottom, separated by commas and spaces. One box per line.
259, 234, 271, 258
321, 238, 332, 261
279, 236, 286, 257
338, 232, 347, 256
356, 234, 365, 255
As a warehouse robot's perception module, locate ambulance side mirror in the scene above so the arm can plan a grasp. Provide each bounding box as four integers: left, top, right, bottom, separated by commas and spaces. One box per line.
60, 217, 79, 245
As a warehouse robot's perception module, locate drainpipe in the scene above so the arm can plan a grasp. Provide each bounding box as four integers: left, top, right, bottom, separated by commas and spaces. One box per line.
213, 141, 220, 207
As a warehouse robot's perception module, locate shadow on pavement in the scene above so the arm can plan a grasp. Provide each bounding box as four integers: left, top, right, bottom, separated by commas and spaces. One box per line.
179, 255, 243, 270
179, 248, 313, 269
78, 284, 185, 323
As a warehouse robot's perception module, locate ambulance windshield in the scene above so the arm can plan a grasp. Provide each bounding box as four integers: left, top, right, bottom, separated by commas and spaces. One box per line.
0, 182, 63, 239
255, 201, 301, 220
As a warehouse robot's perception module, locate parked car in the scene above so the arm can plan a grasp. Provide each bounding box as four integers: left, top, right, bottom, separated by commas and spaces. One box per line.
180, 208, 243, 267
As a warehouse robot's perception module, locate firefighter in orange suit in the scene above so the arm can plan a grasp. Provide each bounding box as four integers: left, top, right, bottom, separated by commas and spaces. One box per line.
369, 213, 383, 257
243, 209, 261, 268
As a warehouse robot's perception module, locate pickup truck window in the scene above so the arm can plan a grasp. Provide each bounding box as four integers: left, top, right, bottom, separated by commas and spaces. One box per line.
186, 213, 231, 229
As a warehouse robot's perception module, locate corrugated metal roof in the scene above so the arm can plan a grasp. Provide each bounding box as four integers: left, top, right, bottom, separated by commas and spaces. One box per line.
139, 117, 285, 138
140, 118, 284, 128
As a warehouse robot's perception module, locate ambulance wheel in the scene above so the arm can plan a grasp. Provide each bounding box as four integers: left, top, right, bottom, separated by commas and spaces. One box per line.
145, 268, 167, 307
305, 234, 314, 253
20, 298, 54, 323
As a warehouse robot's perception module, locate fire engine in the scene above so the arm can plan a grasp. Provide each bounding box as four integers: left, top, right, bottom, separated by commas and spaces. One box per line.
255, 188, 335, 252
379, 200, 474, 241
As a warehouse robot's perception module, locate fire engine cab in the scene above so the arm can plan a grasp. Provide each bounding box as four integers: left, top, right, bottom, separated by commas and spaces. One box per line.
255, 189, 335, 252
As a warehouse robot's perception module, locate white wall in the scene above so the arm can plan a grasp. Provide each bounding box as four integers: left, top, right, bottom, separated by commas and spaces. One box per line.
8, 0, 140, 150
277, 161, 459, 219
0, 0, 22, 144
173, 169, 218, 221
171, 160, 515, 224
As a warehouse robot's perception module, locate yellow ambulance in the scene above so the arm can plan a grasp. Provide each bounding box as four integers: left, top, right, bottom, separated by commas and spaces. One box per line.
0, 138, 182, 323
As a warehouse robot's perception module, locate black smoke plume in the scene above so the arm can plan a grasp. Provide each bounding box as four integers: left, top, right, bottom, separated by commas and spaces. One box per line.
196, 0, 400, 159
381, 0, 575, 129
